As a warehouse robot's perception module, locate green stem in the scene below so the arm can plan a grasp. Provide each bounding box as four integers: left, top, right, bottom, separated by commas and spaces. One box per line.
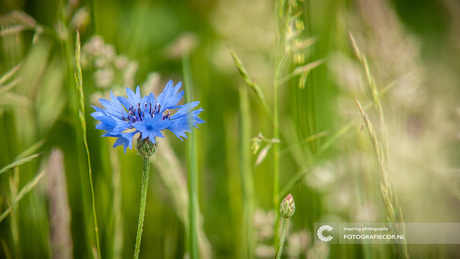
182, 49, 199, 259
273, 0, 286, 246
273, 34, 282, 223
273, 75, 280, 245
134, 157, 150, 259
75, 32, 102, 259
240, 87, 254, 258
275, 217, 289, 259
89, 0, 97, 34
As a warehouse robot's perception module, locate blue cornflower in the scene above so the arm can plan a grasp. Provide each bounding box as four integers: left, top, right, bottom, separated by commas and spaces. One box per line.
91, 80, 205, 153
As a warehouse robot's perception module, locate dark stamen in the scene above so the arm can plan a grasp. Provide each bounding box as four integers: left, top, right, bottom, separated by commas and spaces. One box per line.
162, 109, 171, 120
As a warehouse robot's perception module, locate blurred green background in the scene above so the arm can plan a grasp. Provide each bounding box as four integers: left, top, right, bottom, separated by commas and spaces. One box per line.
1, 0, 460, 258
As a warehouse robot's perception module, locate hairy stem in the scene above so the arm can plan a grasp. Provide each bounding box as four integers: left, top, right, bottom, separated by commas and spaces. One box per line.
275, 217, 289, 259
134, 157, 150, 259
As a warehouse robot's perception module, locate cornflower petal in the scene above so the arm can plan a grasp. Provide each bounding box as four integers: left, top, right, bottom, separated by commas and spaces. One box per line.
126, 86, 142, 105
168, 107, 205, 140
157, 80, 184, 112
106, 131, 138, 153
170, 101, 200, 119
117, 96, 131, 109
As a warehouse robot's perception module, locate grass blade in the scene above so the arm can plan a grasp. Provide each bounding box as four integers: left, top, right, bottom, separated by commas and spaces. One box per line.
229, 47, 273, 120
152, 139, 212, 258
279, 59, 323, 84
0, 62, 22, 86
280, 130, 329, 157
74, 31, 101, 259
349, 32, 387, 150
182, 46, 200, 259
239, 87, 254, 258
279, 79, 396, 196
15, 139, 45, 159
355, 98, 409, 259
279, 166, 314, 198
0, 154, 40, 176
0, 78, 22, 94
0, 170, 46, 223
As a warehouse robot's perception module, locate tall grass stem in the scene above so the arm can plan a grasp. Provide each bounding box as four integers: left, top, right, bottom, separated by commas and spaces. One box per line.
273, 0, 286, 245
239, 87, 254, 258
182, 48, 200, 259
89, 0, 97, 33
110, 146, 124, 259
74, 31, 101, 259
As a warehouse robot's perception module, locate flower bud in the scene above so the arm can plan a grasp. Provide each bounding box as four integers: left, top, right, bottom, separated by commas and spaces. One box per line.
136, 137, 157, 158
280, 194, 295, 218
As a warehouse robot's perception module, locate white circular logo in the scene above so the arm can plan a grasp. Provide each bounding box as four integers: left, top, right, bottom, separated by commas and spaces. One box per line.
317, 225, 334, 242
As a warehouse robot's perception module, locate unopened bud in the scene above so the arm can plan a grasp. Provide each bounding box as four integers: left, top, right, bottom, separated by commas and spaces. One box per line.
136, 136, 157, 158
280, 194, 295, 218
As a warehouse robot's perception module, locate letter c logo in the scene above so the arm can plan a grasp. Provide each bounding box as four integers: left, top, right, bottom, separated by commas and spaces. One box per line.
317, 225, 334, 242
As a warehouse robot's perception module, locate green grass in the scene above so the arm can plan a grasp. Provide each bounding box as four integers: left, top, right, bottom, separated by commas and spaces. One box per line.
74, 31, 102, 259
183, 47, 200, 259
1, 0, 460, 258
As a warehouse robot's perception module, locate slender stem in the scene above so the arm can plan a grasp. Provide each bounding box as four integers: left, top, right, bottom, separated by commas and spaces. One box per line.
273, 0, 284, 246
134, 157, 150, 259
304, 0, 317, 155
66, 10, 100, 258
275, 218, 289, 259
74, 32, 102, 259
110, 146, 124, 259
89, 0, 97, 34
240, 87, 254, 258
273, 37, 282, 220
273, 75, 280, 245
182, 49, 199, 259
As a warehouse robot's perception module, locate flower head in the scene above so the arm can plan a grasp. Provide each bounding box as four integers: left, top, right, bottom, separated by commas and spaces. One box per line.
91, 80, 205, 153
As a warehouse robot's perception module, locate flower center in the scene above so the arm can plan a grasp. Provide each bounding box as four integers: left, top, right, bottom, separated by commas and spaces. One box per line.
121, 102, 171, 123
